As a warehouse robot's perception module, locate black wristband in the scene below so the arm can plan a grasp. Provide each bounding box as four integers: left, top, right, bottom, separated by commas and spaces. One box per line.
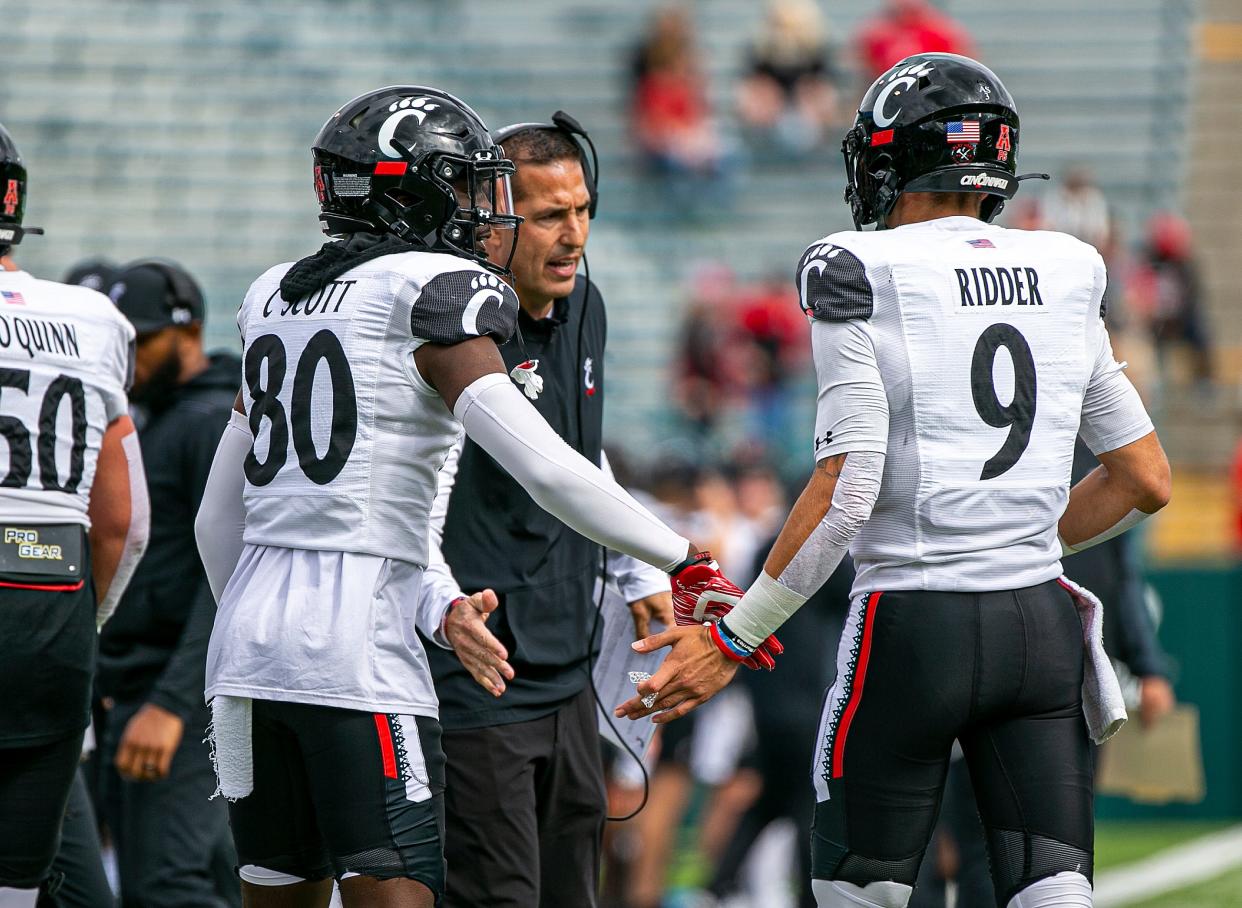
669, 550, 714, 577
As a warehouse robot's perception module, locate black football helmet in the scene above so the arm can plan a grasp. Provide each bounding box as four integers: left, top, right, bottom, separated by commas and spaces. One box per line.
311, 86, 521, 275
842, 53, 1046, 229
0, 122, 44, 254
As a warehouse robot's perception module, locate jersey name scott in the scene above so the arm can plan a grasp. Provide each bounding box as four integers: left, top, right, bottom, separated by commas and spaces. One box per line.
955, 267, 1043, 308
262, 280, 357, 318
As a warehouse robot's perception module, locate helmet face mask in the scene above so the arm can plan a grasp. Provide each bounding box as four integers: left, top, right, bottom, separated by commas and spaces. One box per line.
311, 86, 523, 276
841, 53, 1035, 230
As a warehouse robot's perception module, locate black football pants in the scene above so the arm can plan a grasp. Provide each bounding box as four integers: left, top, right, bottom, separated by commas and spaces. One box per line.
440, 687, 606, 908
811, 581, 1094, 907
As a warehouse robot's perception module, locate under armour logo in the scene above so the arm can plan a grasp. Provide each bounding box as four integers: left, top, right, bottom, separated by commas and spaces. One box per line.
814, 431, 834, 451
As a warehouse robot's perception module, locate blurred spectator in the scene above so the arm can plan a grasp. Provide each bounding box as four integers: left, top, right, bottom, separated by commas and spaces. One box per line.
1042, 166, 1111, 250
856, 0, 974, 80
673, 263, 738, 439
1004, 197, 1045, 232
732, 462, 787, 585
737, 0, 842, 157
734, 270, 808, 461
629, 5, 734, 215
1129, 211, 1212, 387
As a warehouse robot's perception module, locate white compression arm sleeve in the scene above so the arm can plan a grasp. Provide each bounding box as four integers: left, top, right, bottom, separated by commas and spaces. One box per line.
725, 451, 885, 649
195, 410, 251, 604
454, 373, 689, 571
96, 431, 150, 629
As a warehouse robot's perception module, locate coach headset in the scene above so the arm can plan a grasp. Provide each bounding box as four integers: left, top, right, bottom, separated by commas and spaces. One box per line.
491, 110, 599, 221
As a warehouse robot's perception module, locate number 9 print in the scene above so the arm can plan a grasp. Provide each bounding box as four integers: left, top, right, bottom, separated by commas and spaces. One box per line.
970, 323, 1036, 481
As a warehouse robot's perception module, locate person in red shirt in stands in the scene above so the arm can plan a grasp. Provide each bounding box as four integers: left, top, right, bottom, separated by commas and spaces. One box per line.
855, 0, 974, 79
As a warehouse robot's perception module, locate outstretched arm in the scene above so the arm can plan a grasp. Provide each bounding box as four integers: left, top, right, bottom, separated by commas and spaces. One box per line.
415, 336, 693, 571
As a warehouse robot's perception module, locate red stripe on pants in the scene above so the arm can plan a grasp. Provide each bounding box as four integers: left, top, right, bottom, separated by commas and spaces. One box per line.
0, 579, 84, 592
832, 592, 883, 779
373, 713, 398, 779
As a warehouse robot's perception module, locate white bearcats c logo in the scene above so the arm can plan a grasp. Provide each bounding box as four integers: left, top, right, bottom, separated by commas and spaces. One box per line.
461, 274, 506, 336
378, 97, 440, 158
799, 243, 842, 309
871, 60, 935, 128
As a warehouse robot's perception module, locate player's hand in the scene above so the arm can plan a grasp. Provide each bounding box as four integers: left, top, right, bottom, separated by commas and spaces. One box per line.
1139, 675, 1175, 729
613, 625, 738, 724
115, 703, 184, 782
443, 591, 514, 697
669, 553, 783, 670
628, 592, 674, 641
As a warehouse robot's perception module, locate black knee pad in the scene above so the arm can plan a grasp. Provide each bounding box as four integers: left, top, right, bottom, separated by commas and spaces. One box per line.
812, 836, 923, 889
985, 827, 1093, 907
812, 796, 925, 889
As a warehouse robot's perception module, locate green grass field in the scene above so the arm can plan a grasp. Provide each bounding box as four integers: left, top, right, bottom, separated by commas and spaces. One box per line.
660, 814, 1242, 904
1096, 820, 1242, 908
1094, 820, 1234, 871
1124, 865, 1242, 907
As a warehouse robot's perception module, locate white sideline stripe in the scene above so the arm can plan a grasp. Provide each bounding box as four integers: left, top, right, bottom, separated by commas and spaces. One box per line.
1093, 823, 1242, 907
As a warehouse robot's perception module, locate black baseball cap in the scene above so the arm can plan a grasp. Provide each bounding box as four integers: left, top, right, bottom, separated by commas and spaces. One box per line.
108, 260, 205, 335
62, 258, 117, 292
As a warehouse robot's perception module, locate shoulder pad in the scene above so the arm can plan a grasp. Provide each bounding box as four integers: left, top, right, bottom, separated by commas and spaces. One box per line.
411, 269, 519, 345
795, 240, 874, 322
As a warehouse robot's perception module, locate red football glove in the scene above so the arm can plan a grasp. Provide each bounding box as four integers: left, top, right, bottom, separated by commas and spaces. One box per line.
669, 553, 783, 671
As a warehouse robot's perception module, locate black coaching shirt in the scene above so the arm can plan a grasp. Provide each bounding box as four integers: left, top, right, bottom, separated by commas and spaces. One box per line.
423, 275, 607, 730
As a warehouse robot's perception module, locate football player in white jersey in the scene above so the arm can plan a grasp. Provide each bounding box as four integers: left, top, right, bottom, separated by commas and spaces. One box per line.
192, 86, 779, 908
0, 123, 148, 907
617, 54, 1171, 908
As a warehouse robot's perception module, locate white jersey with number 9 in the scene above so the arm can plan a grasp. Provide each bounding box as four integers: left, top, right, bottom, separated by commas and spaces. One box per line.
800, 216, 1153, 594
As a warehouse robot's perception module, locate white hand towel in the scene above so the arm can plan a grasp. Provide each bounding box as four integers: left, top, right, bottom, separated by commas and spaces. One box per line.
206, 695, 254, 800
1058, 576, 1127, 744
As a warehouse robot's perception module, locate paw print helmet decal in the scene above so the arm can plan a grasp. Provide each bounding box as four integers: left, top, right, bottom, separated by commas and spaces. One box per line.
311, 85, 522, 276
0, 122, 44, 254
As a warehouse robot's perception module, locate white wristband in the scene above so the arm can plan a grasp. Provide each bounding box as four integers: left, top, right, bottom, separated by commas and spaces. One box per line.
724, 571, 808, 650
1060, 507, 1148, 556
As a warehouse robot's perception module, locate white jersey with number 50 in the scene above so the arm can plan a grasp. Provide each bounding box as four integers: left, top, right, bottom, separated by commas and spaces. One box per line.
0, 270, 133, 528
800, 216, 1153, 593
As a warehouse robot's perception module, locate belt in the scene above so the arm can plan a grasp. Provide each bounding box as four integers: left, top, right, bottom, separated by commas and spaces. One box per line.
0, 523, 86, 589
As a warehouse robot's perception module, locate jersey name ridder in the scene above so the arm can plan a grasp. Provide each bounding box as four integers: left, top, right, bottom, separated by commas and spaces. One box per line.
955, 266, 1043, 307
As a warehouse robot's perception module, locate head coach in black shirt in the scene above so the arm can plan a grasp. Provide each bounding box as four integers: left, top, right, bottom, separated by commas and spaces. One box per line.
417, 115, 673, 908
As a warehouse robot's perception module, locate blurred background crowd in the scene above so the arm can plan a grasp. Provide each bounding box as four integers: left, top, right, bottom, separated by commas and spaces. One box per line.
5, 0, 1242, 905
